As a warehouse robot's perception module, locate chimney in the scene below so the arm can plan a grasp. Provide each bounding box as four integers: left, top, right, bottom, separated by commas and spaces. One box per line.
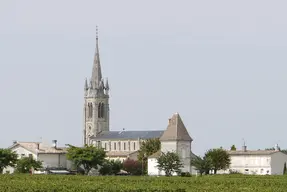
52, 140, 57, 148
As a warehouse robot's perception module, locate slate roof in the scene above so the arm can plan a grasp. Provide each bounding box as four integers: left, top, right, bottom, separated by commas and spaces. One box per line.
91, 130, 164, 140
159, 113, 192, 142
228, 150, 281, 155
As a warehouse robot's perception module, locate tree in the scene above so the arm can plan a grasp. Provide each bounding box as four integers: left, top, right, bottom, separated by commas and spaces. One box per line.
138, 138, 161, 161
66, 144, 106, 175
99, 159, 123, 175
230, 145, 236, 151
284, 162, 287, 175
205, 148, 231, 174
137, 138, 160, 174
15, 157, 42, 173
122, 159, 143, 175
156, 151, 183, 176
0, 148, 18, 173
190, 156, 212, 176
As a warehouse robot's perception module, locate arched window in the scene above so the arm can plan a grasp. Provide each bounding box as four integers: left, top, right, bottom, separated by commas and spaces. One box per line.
98, 102, 104, 118
88, 103, 93, 118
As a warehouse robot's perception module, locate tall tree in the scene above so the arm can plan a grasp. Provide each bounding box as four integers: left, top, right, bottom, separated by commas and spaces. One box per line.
283, 162, 287, 175
0, 149, 18, 173
137, 138, 161, 174
122, 159, 143, 175
99, 159, 123, 175
157, 151, 183, 176
66, 144, 106, 175
230, 145, 236, 151
205, 148, 231, 174
138, 138, 160, 161
15, 157, 42, 173
190, 156, 212, 176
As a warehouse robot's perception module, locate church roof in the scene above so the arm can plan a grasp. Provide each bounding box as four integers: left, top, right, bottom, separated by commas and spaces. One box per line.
92, 130, 164, 140
159, 113, 192, 142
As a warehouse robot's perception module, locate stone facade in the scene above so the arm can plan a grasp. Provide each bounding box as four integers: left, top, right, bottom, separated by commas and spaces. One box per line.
83, 30, 110, 145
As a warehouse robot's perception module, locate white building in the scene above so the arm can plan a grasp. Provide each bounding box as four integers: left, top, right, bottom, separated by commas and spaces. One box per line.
219, 145, 287, 175
148, 113, 194, 176
3, 140, 72, 174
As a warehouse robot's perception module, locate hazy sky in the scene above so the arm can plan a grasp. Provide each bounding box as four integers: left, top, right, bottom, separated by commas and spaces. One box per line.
1, 0, 287, 156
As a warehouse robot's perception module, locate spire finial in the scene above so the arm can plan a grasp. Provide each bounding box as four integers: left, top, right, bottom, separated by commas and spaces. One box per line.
96, 26, 99, 39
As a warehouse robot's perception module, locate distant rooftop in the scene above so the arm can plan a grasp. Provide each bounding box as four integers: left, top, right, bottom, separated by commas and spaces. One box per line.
228, 150, 281, 155
9, 141, 67, 154
92, 130, 164, 140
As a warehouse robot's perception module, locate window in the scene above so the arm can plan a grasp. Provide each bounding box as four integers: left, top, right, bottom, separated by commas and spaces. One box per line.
28, 154, 33, 159
104, 143, 107, 150
133, 142, 136, 150
118, 142, 121, 151
98, 103, 104, 118
88, 103, 93, 118
114, 142, 116, 150
123, 143, 126, 150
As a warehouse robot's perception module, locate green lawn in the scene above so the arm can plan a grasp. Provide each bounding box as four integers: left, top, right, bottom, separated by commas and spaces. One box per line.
0, 174, 286, 192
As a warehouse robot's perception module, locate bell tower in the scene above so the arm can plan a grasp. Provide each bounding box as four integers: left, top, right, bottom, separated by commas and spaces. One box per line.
83, 27, 110, 145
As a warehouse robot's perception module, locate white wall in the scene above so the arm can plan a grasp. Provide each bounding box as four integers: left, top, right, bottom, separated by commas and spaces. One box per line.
38, 153, 68, 168
270, 152, 287, 175
147, 158, 177, 176
160, 141, 177, 153
177, 141, 191, 173
219, 155, 272, 175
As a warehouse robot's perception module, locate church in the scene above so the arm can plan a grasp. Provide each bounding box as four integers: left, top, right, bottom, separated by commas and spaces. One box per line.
83, 29, 196, 175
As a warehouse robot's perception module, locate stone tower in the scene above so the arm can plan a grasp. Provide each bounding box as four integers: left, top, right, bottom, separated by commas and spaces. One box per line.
83, 27, 110, 145
159, 113, 193, 174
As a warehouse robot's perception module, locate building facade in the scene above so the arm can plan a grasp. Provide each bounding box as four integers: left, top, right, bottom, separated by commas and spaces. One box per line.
3, 140, 71, 174
83, 30, 165, 161
148, 113, 194, 176
218, 145, 287, 175
83, 29, 110, 145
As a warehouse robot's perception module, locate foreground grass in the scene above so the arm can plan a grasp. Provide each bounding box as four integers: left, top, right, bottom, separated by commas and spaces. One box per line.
0, 174, 287, 192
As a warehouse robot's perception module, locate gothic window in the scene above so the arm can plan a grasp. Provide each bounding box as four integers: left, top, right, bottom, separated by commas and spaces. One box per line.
88, 103, 93, 118
98, 102, 105, 118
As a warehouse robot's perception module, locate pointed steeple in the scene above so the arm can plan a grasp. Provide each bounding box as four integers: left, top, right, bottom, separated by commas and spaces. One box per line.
91, 26, 102, 89
160, 113, 193, 142
105, 78, 109, 90
84, 78, 88, 90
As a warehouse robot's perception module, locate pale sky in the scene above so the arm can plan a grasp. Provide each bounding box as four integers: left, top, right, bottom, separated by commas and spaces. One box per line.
1, 0, 287, 156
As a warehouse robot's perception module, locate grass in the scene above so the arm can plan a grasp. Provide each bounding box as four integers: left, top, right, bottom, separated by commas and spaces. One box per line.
0, 174, 287, 191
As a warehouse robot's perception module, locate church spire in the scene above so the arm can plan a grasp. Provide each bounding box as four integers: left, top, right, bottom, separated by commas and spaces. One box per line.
91, 26, 102, 89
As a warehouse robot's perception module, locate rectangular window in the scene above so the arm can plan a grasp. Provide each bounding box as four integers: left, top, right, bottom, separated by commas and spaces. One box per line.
123, 143, 126, 150
104, 143, 107, 150
114, 142, 116, 150
118, 142, 121, 151
133, 142, 136, 150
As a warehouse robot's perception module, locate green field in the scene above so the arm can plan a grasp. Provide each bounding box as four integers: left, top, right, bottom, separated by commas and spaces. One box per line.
0, 174, 287, 192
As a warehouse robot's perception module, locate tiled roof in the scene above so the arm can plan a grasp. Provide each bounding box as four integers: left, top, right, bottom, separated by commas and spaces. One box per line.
228, 150, 280, 155
92, 130, 164, 140
10, 142, 67, 154
159, 113, 192, 142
